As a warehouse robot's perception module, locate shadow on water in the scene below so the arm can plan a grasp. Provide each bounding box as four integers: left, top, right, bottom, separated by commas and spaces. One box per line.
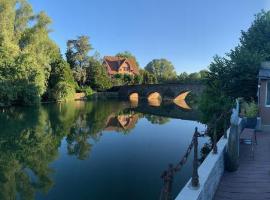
0, 100, 203, 200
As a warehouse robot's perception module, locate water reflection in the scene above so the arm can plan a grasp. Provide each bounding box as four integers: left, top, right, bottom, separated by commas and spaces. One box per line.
0, 100, 203, 200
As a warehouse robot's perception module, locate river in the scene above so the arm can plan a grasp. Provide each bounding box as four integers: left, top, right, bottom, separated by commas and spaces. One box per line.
0, 100, 207, 200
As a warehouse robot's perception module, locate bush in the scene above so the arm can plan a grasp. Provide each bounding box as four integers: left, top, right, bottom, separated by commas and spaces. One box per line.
78, 86, 94, 97
52, 81, 75, 102
242, 101, 258, 118
47, 58, 76, 102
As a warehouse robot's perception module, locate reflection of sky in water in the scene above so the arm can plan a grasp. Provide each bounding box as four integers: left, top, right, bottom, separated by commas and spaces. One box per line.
0, 101, 207, 200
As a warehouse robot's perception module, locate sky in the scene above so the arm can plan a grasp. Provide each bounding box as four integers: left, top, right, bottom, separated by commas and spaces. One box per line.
29, 0, 269, 73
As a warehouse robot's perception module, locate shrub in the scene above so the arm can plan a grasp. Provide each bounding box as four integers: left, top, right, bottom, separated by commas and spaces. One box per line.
78, 86, 94, 97
242, 101, 258, 118
52, 81, 75, 102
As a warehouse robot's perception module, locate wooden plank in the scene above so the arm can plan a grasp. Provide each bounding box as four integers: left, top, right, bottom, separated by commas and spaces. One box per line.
214, 132, 270, 200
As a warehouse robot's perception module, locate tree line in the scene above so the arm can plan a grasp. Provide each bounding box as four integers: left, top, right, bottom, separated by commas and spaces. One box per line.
4, 0, 265, 109
0, 0, 205, 107
199, 10, 270, 138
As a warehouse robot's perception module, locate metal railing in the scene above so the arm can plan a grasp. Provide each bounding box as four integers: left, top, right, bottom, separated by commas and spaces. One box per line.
159, 110, 232, 200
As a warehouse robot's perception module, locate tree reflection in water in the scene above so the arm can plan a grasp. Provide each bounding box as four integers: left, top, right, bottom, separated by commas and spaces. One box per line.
0, 100, 197, 199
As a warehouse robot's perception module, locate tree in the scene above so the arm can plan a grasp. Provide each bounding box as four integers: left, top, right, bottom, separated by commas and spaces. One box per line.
86, 58, 112, 91
116, 51, 139, 67
0, 0, 60, 106
133, 74, 143, 84
47, 58, 76, 101
66, 36, 93, 86
177, 72, 189, 83
66, 36, 92, 69
199, 10, 270, 137
145, 59, 177, 82
140, 69, 157, 84
226, 10, 270, 100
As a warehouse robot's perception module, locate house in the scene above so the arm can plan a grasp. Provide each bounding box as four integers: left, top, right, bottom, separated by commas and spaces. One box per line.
103, 56, 139, 77
258, 62, 270, 129
104, 114, 139, 132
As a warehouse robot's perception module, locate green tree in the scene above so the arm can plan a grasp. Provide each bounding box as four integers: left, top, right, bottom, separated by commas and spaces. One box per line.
66, 36, 92, 69
145, 59, 177, 82
86, 58, 112, 91
0, 0, 59, 106
177, 72, 189, 83
140, 69, 157, 84
47, 58, 76, 101
66, 36, 93, 86
199, 56, 234, 138
133, 74, 143, 84
199, 10, 270, 137
227, 10, 270, 100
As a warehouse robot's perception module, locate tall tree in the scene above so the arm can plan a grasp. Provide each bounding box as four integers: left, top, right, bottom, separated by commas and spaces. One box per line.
66, 36, 92, 69
0, 0, 61, 106
66, 36, 92, 86
145, 59, 177, 82
47, 58, 76, 101
86, 58, 112, 91
227, 10, 270, 99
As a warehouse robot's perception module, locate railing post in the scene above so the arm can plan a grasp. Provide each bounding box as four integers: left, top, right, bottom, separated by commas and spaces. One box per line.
191, 127, 199, 188
225, 102, 240, 172
213, 124, 218, 154
223, 120, 227, 139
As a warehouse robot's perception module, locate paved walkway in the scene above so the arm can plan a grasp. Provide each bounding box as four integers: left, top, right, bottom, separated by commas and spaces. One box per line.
214, 132, 270, 200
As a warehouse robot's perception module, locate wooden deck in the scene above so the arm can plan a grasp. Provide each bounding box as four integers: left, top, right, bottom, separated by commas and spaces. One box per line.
214, 132, 270, 200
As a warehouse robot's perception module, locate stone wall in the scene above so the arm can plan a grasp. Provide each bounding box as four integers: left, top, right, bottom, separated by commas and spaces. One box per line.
175, 118, 243, 200
175, 132, 228, 200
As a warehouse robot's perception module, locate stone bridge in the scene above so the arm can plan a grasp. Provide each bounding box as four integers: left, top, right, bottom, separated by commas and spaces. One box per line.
116, 83, 205, 101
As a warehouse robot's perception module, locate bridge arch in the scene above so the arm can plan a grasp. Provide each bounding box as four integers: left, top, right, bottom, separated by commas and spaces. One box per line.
147, 92, 162, 107
173, 91, 191, 109
174, 91, 190, 101
129, 92, 139, 102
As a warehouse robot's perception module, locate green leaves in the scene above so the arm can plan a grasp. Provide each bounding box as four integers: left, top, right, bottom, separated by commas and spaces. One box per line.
86, 58, 112, 91
0, 0, 70, 106
145, 58, 177, 82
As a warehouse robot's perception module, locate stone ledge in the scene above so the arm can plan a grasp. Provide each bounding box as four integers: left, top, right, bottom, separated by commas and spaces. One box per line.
175, 130, 229, 200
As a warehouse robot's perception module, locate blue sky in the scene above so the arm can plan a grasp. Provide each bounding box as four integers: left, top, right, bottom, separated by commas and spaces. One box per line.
29, 0, 268, 73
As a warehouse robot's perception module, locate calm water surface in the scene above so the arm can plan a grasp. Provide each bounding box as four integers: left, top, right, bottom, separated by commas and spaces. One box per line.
0, 100, 207, 200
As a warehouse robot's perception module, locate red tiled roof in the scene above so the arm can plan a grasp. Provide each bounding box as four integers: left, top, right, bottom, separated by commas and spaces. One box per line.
103, 56, 139, 75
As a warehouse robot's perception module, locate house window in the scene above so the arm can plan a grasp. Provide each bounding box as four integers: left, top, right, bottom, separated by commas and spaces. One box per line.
267, 80, 270, 106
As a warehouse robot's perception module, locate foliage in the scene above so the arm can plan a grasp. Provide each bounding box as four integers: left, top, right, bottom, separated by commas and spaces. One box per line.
0, 0, 72, 106
199, 10, 270, 138
86, 58, 112, 91
203, 11, 270, 101
145, 59, 177, 82
133, 74, 143, 84
199, 56, 233, 139
144, 115, 170, 125
46, 58, 76, 101
112, 73, 138, 85
66, 35, 92, 69
242, 101, 258, 118
51, 81, 75, 102
227, 11, 270, 100
177, 70, 208, 84
77, 86, 94, 98
66, 35, 92, 86
140, 69, 157, 84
